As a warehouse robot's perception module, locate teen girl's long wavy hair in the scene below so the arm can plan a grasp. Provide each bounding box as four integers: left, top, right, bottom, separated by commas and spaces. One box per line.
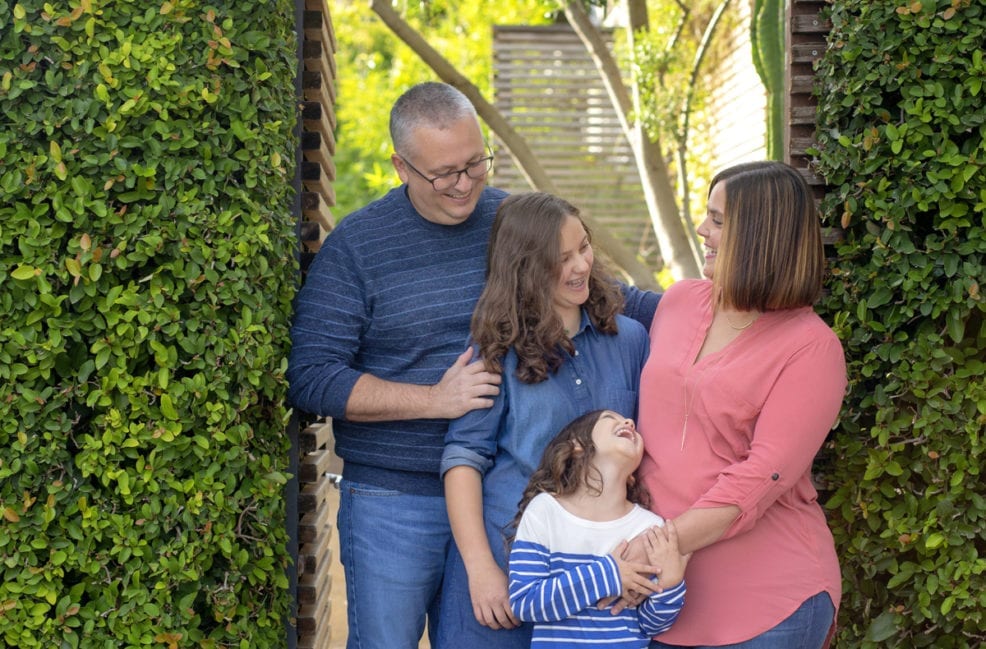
505, 410, 651, 545
471, 192, 624, 384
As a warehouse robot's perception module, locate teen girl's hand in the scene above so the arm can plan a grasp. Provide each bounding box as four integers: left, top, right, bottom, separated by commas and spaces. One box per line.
467, 558, 520, 630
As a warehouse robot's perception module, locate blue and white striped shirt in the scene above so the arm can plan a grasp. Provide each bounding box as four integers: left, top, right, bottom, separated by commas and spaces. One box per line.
509, 493, 686, 648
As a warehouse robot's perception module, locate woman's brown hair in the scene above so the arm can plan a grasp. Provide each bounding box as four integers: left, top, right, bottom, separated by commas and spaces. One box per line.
471, 192, 624, 383
710, 161, 824, 311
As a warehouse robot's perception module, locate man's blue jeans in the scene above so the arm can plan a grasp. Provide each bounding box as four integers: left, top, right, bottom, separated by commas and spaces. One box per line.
649, 591, 835, 649
338, 480, 451, 649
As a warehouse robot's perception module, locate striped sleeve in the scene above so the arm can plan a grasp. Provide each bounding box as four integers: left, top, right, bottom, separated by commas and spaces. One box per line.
637, 580, 686, 636
508, 539, 622, 623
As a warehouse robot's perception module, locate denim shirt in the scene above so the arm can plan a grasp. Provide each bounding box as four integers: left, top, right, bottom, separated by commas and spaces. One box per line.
441, 311, 649, 566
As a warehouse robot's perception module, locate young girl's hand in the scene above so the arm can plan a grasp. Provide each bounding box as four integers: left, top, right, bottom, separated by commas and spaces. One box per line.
643, 520, 690, 589
609, 540, 661, 604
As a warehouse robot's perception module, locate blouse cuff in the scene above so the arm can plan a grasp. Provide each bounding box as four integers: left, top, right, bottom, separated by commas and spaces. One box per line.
439, 444, 493, 479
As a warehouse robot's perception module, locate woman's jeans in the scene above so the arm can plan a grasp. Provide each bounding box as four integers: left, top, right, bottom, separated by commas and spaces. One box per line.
338, 480, 451, 649
649, 591, 835, 649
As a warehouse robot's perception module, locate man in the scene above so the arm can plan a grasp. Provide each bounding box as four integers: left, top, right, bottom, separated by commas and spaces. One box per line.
287, 82, 506, 648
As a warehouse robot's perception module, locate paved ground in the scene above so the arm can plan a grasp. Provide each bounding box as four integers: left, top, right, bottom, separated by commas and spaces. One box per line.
325, 485, 346, 649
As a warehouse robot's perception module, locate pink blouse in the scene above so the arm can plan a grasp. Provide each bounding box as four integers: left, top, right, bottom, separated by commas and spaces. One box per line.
638, 279, 846, 645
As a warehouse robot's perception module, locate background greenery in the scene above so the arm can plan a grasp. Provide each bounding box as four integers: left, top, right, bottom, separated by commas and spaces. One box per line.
812, 0, 985, 646
0, 1, 298, 646
330, 0, 726, 245
4, 0, 983, 647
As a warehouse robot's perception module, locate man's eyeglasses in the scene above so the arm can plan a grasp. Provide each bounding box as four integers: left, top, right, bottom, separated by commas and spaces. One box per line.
398, 150, 494, 192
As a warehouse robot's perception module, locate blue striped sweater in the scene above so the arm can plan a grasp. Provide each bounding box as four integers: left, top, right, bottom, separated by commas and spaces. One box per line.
286, 185, 507, 495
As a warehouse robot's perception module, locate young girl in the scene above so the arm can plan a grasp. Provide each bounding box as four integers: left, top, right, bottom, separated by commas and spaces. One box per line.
508, 410, 688, 649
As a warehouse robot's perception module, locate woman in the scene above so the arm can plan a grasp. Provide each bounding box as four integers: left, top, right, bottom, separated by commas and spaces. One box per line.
638, 161, 847, 648
438, 192, 650, 648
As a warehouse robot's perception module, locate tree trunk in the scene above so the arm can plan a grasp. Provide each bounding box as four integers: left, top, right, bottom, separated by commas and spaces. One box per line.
563, 0, 702, 280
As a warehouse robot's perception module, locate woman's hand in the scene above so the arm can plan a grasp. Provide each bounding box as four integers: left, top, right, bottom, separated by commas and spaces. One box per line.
467, 558, 520, 630
642, 520, 690, 588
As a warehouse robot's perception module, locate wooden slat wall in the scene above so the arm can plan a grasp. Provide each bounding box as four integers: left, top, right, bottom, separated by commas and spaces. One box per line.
785, 0, 839, 248
296, 420, 341, 649
786, 0, 831, 200
299, 0, 338, 269
295, 1, 338, 648
491, 24, 660, 267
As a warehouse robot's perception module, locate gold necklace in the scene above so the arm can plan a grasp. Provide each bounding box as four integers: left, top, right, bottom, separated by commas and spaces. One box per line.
681, 362, 715, 450
723, 311, 758, 330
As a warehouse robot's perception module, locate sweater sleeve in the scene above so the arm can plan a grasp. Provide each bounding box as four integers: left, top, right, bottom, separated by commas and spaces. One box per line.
285, 231, 367, 418
508, 539, 622, 623
621, 284, 662, 332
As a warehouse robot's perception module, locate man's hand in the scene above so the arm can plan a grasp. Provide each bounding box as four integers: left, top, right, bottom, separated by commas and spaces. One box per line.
467, 559, 520, 630
430, 348, 501, 419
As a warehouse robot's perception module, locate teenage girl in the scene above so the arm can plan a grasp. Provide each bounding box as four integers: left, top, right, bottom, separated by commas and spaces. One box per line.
507, 409, 689, 649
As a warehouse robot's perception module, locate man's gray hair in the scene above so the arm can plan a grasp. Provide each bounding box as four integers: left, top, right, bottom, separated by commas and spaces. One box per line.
390, 82, 478, 157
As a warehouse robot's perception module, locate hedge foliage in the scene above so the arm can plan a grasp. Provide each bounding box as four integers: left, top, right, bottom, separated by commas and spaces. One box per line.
0, 1, 298, 646
811, 0, 985, 646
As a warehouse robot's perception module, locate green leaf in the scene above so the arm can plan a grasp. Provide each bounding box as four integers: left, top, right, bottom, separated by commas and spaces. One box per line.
946, 310, 964, 343
865, 610, 898, 642
160, 394, 179, 420
11, 265, 38, 280
925, 533, 945, 550
867, 286, 894, 308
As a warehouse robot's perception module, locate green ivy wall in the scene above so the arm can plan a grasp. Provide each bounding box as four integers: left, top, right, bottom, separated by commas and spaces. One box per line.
812, 0, 985, 646
0, 1, 298, 646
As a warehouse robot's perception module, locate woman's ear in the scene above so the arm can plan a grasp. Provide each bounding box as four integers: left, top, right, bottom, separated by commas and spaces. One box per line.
570, 441, 584, 455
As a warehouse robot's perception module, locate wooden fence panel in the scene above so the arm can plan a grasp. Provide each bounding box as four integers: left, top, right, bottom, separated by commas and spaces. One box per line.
294, 1, 338, 647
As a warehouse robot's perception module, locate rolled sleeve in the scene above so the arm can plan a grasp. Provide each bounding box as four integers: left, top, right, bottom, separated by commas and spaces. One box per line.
440, 443, 493, 478
441, 354, 507, 478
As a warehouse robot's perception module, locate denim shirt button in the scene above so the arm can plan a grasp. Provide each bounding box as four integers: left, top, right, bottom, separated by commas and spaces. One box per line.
575, 379, 582, 385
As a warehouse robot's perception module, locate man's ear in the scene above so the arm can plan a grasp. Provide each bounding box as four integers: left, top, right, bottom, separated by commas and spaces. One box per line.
391, 153, 409, 183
